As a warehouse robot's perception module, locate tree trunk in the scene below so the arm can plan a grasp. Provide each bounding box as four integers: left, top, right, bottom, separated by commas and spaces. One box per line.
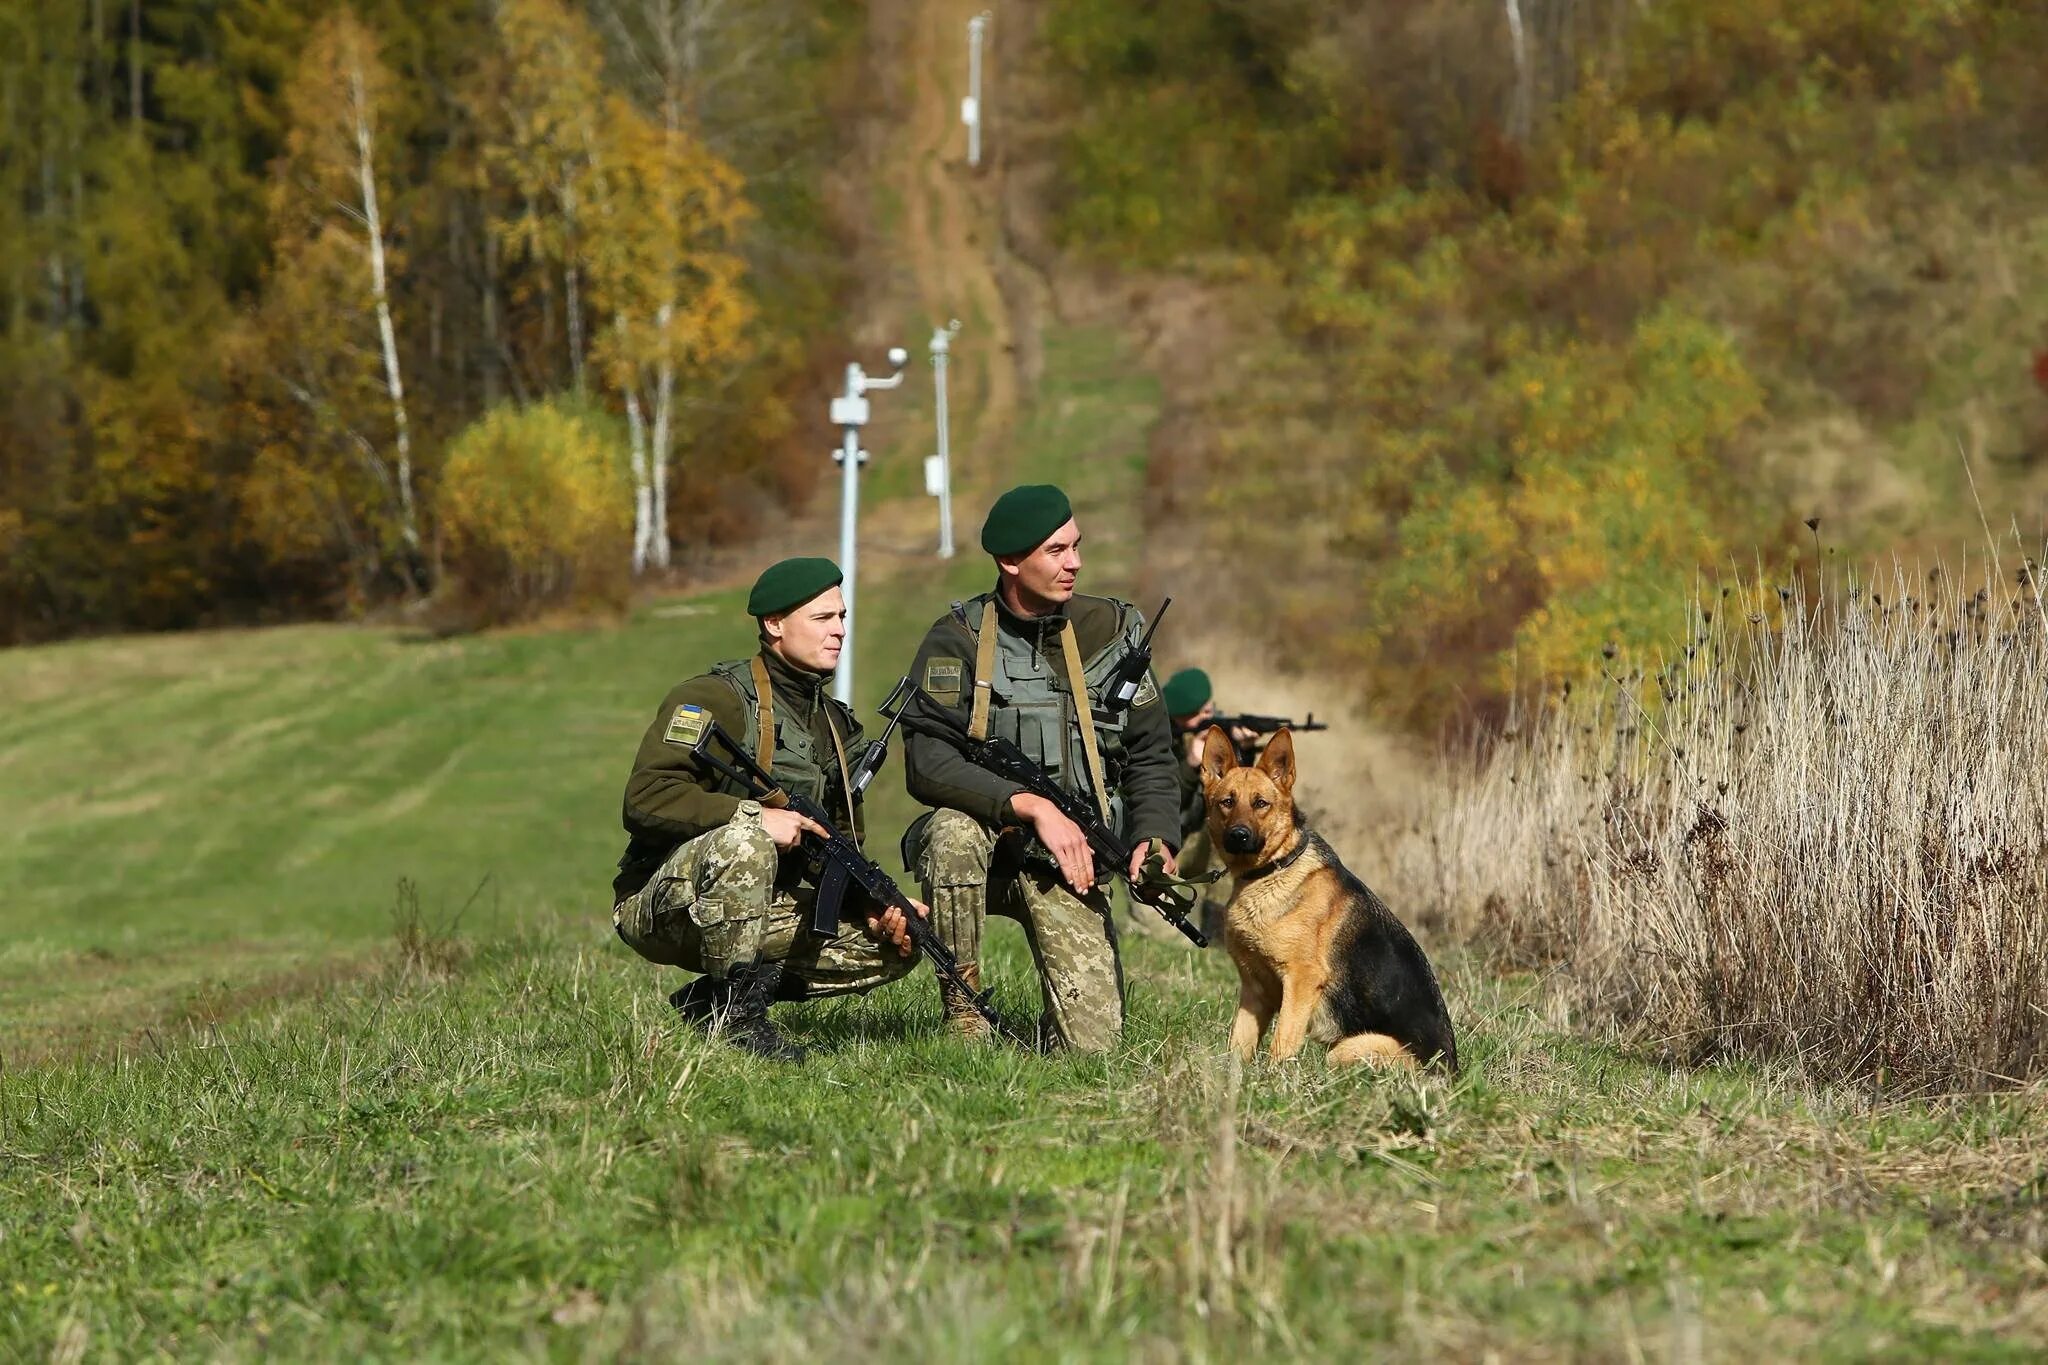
481, 226, 501, 408
128, 0, 142, 129
625, 379, 654, 575
650, 330, 673, 571
562, 171, 585, 395
1504, 0, 1533, 143
347, 56, 420, 562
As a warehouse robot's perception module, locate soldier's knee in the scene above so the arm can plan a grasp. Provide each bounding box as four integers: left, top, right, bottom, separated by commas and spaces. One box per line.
922, 809, 993, 884
700, 813, 778, 886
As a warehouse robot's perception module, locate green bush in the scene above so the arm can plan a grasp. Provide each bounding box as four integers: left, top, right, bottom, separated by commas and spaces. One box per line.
434, 401, 633, 625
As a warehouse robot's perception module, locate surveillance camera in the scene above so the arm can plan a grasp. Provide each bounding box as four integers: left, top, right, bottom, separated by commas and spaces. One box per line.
887, 346, 908, 368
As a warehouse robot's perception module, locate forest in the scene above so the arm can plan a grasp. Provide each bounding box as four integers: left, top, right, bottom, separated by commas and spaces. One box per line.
1047, 0, 2048, 724
0, 0, 859, 642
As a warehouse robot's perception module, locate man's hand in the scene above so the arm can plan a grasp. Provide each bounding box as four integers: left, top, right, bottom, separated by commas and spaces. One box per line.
1129, 838, 1178, 883
865, 897, 929, 957
1011, 792, 1097, 893
759, 806, 827, 850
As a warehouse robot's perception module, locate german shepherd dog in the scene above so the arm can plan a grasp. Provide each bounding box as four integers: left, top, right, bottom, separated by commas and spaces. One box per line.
1200, 726, 1457, 1071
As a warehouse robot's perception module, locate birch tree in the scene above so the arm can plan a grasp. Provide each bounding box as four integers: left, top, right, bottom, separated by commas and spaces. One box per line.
586, 96, 752, 573
271, 9, 421, 566
1504, 0, 1534, 143
485, 0, 607, 396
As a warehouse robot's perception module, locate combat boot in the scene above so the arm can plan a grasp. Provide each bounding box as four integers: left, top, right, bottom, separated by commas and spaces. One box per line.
716, 960, 809, 1063
668, 973, 727, 1025
939, 961, 994, 1041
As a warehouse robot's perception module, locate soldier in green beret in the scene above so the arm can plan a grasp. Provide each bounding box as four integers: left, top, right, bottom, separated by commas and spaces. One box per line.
900, 484, 1183, 1050
1158, 667, 1254, 943
611, 557, 927, 1061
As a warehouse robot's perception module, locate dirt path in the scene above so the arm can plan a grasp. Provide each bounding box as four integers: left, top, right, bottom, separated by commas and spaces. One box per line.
843, 0, 1033, 562
892, 0, 1019, 469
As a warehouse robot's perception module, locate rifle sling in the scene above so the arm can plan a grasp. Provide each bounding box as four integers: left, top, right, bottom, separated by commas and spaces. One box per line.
822, 703, 859, 845
969, 601, 998, 741
1058, 617, 1114, 824
750, 654, 857, 835
749, 656, 777, 773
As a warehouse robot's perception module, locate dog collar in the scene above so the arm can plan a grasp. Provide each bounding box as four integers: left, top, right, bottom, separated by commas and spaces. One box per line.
1236, 829, 1310, 884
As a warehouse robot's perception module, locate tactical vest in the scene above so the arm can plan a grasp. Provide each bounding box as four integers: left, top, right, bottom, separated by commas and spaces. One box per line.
707, 656, 855, 822
961, 595, 1145, 828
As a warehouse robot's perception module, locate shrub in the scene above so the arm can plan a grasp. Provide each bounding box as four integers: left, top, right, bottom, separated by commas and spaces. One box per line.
1389, 548, 2048, 1090
434, 401, 632, 625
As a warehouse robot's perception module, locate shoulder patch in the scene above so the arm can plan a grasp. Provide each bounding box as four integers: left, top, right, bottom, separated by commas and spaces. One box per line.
663, 703, 709, 748
1133, 670, 1161, 708
924, 655, 965, 705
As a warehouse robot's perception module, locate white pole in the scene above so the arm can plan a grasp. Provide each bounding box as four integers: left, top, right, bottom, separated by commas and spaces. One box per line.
965, 13, 990, 168
837, 362, 864, 706
828, 348, 908, 705
930, 320, 960, 559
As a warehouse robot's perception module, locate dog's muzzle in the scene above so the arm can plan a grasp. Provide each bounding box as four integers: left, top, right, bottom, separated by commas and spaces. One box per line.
1223, 823, 1259, 855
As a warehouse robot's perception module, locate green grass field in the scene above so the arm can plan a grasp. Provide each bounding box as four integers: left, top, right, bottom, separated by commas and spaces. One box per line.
5, 326, 2044, 1357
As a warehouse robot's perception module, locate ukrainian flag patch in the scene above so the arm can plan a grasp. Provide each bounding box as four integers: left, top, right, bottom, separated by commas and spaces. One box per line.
664, 703, 709, 747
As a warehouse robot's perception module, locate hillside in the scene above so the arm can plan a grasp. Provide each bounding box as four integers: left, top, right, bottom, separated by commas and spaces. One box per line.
1036, 0, 2048, 727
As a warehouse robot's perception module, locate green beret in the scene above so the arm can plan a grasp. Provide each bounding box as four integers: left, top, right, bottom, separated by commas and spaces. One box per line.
980, 484, 1074, 556
747, 557, 842, 618
1161, 668, 1212, 718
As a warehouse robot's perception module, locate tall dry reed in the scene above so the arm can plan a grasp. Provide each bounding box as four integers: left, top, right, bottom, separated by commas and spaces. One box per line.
1390, 551, 2048, 1089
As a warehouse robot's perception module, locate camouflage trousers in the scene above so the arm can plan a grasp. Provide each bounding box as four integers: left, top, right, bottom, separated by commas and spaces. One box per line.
917, 808, 1123, 1052
613, 802, 915, 995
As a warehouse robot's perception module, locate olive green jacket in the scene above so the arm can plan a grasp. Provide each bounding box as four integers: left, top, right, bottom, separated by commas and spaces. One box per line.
902, 588, 1181, 850
613, 648, 866, 899
1173, 725, 1207, 839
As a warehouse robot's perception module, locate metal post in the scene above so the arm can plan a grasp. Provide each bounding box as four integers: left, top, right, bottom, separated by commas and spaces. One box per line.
829, 347, 907, 705
929, 320, 961, 558
965, 13, 990, 167
837, 363, 865, 705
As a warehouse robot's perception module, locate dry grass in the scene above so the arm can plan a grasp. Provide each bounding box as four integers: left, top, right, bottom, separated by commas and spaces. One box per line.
1389, 543, 2048, 1091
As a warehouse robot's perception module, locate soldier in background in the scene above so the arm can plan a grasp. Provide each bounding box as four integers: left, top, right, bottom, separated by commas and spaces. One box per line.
611, 557, 924, 1062
1160, 668, 1253, 943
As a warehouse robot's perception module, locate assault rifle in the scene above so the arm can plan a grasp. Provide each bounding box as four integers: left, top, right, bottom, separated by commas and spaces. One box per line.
686, 679, 1022, 1044
1208, 711, 1329, 764
1097, 597, 1171, 722
891, 687, 1212, 947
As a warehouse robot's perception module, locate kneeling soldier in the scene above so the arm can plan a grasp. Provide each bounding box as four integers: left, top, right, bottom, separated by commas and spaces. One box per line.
612, 557, 922, 1061
903, 484, 1182, 1051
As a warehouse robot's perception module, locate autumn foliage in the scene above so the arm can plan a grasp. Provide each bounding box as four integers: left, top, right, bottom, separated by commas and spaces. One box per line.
0, 0, 858, 642
1053, 0, 2048, 725
436, 402, 633, 625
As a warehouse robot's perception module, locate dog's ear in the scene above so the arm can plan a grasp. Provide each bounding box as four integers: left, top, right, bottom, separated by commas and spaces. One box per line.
1198, 724, 1235, 789
1256, 726, 1296, 795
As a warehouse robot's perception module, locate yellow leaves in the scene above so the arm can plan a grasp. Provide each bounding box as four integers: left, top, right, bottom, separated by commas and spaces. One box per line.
585, 97, 755, 388
436, 401, 631, 621
482, 0, 608, 261
273, 10, 394, 243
